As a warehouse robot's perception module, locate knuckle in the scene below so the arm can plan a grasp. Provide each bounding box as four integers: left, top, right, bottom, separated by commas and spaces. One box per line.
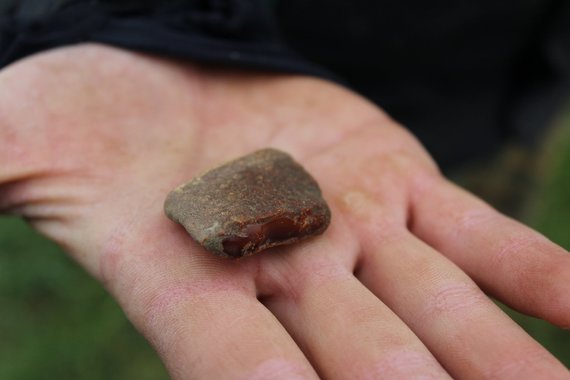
141, 284, 196, 328
420, 281, 489, 321
490, 233, 548, 266
455, 208, 496, 235
139, 281, 250, 343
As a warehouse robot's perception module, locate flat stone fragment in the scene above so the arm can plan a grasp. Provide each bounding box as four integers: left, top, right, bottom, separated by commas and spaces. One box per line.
164, 148, 331, 259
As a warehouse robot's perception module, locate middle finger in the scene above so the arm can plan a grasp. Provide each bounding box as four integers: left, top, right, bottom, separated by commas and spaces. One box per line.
258, 219, 449, 379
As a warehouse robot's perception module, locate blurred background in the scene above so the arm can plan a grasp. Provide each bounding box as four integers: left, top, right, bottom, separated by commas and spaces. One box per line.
1, 1, 568, 378
1, 110, 569, 378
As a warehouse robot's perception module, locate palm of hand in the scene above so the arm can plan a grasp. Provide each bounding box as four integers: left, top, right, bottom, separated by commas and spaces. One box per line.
1, 45, 568, 379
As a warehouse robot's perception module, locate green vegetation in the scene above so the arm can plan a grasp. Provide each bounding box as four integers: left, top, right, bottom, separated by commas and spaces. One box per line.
511, 112, 570, 366
1, 116, 569, 378
0, 218, 168, 380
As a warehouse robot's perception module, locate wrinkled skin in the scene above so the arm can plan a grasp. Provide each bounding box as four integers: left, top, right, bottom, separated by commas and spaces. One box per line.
1, 45, 569, 379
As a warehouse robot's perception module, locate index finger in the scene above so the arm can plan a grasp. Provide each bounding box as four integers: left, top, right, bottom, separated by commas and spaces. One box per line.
410, 177, 570, 328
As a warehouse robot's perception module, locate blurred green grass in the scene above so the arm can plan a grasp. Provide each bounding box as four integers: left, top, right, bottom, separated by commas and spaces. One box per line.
511, 111, 570, 366
1, 117, 569, 378
0, 218, 169, 380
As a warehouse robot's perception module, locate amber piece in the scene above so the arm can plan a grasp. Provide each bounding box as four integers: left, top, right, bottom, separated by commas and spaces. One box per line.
164, 148, 331, 259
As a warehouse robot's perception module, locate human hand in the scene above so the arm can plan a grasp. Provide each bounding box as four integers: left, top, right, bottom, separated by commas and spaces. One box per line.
1, 44, 568, 379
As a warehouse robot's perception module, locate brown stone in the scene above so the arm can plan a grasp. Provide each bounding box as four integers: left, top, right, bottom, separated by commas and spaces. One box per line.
164, 148, 331, 259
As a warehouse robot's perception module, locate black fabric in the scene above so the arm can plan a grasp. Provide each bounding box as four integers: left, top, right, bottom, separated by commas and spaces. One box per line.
1, 0, 570, 169
0, 0, 333, 79
277, 0, 570, 167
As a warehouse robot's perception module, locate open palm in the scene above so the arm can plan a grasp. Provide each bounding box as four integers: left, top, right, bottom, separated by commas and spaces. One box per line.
1, 44, 568, 379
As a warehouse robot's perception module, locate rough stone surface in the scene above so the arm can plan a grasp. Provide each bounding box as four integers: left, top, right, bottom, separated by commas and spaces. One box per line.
164, 148, 331, 259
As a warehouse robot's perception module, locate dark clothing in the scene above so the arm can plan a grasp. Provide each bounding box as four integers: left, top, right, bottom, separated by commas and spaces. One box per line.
1, 0, 569, 168
0, 1, 333, 79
